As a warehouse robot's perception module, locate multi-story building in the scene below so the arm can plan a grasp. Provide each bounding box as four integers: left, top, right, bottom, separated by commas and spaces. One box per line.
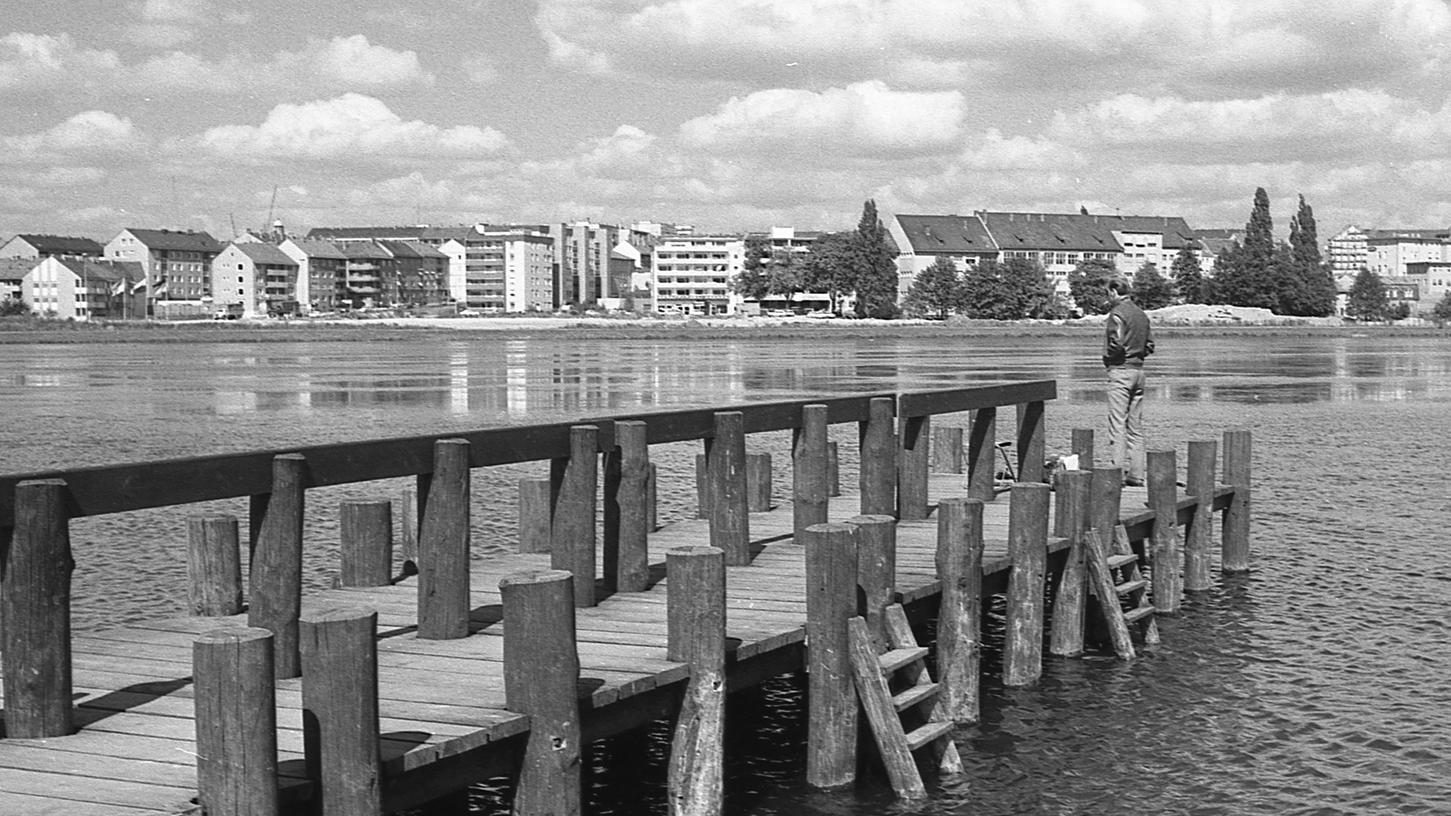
103, 228, 222, 313
1, 258, 31, 304
379, 240, 450, 306
22, 257, 142, 320
212, 242, 300, 317
1, 234, 104, 260
889, 211, 1197, 301
1364, 229, 1450, 278
1399, 261, 1451, 314
498, 229, 556, 313
1328, 226, 1368, 276
278, 239, 348, 313
552, 221, 660, 309
650, 235, 745, 316
338, 241, 394, 309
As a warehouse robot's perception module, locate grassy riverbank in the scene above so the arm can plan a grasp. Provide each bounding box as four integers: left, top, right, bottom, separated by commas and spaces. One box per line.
0, 310, 1442, 344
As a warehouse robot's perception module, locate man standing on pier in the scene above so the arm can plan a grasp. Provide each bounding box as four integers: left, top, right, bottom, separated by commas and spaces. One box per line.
1103, 277, 1154, 487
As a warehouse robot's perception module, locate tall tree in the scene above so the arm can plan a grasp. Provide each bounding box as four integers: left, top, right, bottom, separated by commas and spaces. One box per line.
903, 256, 962, 319
962, 257, 1054, 320
733, 234, 772, 301
850, 199, 900, 318
1284, 194, 1337, 316
803, 231, 855, 314
1243, 186, 1275, 275
1170, 245, 1205, 303
765, 249, 804, 299
1068, 257, 1119, 315
1133, 262, 1174, 310
1346, 268, 1387, 321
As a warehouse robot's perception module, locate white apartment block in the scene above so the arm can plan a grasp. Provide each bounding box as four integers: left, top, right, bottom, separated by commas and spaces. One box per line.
651, 235, 745, 316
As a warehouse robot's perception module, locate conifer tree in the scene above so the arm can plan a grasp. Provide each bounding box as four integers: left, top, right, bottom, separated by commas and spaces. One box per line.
1170, 245, 1205, 303
850, 200, 900, 318
1285, 194, 1337, 316
1133, 262, 1174, 310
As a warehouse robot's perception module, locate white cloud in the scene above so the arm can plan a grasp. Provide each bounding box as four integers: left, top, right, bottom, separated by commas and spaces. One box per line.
197, 94, 510, 161
0, 111, 145, 161
679, 81, 965, 156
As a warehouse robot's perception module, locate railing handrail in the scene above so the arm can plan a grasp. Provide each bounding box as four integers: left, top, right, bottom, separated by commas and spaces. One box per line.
0, 380, 1056, 526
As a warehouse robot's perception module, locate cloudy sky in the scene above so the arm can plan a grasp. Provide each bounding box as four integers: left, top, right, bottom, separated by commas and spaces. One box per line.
5, 0, 1451, 242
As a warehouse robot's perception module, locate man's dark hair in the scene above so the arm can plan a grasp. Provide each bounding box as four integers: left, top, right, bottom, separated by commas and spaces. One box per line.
1108, 277, 1133, 296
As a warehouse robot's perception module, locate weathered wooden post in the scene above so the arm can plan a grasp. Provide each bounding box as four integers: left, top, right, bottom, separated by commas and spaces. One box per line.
1147, 449, 1181, 613
803, 522, 859, 788
301, 608, 381, 816
966, 407, 997, 501
501, 570, 581, 816
188, 514, 243, 616
898, 410, 930, 520
934, 497, 983, 723
418, 439, 470, 639
1016, 401, 1046, 483
1071, 428, 1095, 469
194, 627, 278, 816
648, 462, 659, 532
552, 425, 599, 608
1184, 440, 1218, 591
518, 476, 552, 554
932, 426, 964, 473
3, 478, 74, 738
793, 404, 830, 541
399, 485, 420, 572
604, 420, 650, 592
250, 453, 307, 679
746, 452, 773, 512
339, 500, 392, 587
846, 514, 896, 647
859, 397, 896, 516
1003, 482, 1049, 687
1222, 428, 1252, 573
666, 546, 726, 816
1049, 469, 1092, 658
695, 453, 709, 520
707, 412, 750, 566
1090, 467, 1123, 544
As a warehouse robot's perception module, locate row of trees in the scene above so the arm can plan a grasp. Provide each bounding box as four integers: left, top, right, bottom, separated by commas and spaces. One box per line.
1211, 189, 1337, 316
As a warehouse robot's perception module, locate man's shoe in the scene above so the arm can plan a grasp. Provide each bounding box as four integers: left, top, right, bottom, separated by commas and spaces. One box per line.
1123, 477, 1145, 487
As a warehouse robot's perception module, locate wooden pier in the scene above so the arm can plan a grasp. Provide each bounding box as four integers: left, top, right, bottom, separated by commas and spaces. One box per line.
0, 382, 1251, 815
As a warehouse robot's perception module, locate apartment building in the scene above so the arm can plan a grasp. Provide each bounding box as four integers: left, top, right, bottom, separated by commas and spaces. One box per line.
279, 239, 348, 313
1, 234, 104, 260
1328, 226, 1367, 276
103, 228, 223, 312
1364, 229, 1450, 278
650, 234, 745, 315
552, 221, 660, 309
22, 257, 142, 320
212, 242, 300, 317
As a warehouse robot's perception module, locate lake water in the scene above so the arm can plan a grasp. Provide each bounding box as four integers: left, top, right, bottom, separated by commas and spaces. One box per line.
3, 328, 1449, 814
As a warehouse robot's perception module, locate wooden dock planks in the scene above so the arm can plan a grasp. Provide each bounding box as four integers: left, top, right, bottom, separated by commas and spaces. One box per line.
0, 469, 1218, 815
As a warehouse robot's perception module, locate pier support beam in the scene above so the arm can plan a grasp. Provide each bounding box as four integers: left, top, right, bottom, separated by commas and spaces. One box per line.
1016, 400, 1046, 483
552, 426, 599, 607
250, 453, 307, 679
1071, 427, 1095, 470
793, 405, 829, 541
859, 397, 896, 516
1004, 482, 1049, 687
931, 426, 964, 474
419, 439, 471, 638
301, 608, 382, 816
502, 570, 581, 816
1049, 469, 1092, 658
518, 476, 552, 554
195, 627, 278, 816
1147, 449, 1182, 614
188, 514, 243, 616
3, 478, 74, 738
966, 407, 997, 501
707, 412, 750, 566
746, 452, 773, 512
897, 413, 930, 520
666, 546, 726, 816
339, 500, 392, 588
847, 514, 896, 648
934, 497, 983, 723
1222, 428, 1252, 573
803, 522, 859, 788
1184, 440, 1218, 591
604, 420, 650, 593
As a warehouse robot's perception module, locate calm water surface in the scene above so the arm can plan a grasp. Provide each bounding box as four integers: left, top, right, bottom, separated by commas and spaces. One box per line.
3, 330, 1449, 814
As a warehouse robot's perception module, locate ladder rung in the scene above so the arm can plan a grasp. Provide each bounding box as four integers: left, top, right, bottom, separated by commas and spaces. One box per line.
1107, 553, 1137, 569
1123, 605, 1156, 624
1115, 578, 1147, 596
904, 720, 955, 752
878, 646, 930, 674
891, 682, 939, 712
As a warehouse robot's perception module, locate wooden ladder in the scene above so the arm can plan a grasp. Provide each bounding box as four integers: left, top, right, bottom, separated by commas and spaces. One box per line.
1083, 524, 1159, 659
847, 604, 963, 799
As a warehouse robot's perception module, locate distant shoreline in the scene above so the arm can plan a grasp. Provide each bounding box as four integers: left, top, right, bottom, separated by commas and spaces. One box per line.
0, 314, 1442, 344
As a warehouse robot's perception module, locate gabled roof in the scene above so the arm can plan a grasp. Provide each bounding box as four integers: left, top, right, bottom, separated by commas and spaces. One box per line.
893, 215, 996, 255
122, 228, 223, 253
50, 258, 143, 282
339, 240, 394, 259
378, 239, 448, 259
978, 212, 1122, 252
232, 242, 298, 266
1095, 215, 1198, 250
308, 226, 431, 242
0, 258, 36, 280
1365, 228, 1451, 242
12, 234, 104, 256
283, 239, 348, 260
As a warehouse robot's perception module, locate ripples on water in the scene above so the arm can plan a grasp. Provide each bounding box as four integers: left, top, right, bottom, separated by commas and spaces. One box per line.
6, 333, 1451, 814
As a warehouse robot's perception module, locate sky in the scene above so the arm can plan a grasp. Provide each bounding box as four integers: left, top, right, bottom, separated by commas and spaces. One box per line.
5, 0, 1451, 243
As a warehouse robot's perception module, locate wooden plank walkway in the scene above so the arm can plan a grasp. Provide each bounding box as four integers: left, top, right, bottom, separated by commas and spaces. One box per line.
0, 473, 1203, 815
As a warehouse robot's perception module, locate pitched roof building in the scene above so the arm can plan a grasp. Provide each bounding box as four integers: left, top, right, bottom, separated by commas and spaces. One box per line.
103, 228, 224, 308
1, 234, 105, 260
